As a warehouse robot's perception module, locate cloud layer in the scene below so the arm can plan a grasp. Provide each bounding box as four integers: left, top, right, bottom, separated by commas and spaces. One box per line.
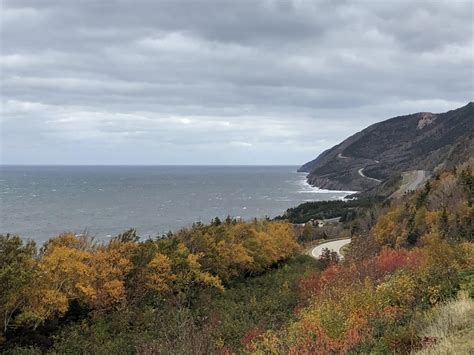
1, 0, 472, 164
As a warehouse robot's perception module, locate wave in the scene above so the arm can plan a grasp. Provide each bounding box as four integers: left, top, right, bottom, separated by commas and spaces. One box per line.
296, 173, 357, 195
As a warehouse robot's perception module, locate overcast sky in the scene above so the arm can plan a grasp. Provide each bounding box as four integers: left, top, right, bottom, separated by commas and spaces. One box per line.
1, 0, 472, 165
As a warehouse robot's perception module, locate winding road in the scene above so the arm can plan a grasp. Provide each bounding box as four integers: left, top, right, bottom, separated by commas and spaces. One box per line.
311, 238, 351, 259
357, 167, 382, 183
337, 151, 382, 184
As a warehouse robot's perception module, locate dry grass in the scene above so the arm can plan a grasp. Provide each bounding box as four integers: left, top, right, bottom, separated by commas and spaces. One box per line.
414, 292, 474, 354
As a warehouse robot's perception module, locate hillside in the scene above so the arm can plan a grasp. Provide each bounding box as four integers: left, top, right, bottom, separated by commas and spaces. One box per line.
299, 102, 474, 192
2, 161, 473, 353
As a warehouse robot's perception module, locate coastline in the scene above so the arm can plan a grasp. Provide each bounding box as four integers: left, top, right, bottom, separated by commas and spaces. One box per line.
2, 166, 353, 243
296, 172, 358, 196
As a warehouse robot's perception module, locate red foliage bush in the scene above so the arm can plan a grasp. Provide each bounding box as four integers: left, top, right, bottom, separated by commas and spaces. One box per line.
240, 327, 261, 349
375, 249, 426, 278
299, 248, 426, 301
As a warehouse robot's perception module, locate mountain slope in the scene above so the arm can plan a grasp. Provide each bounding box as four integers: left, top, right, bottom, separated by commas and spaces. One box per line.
299, 102, 474, 191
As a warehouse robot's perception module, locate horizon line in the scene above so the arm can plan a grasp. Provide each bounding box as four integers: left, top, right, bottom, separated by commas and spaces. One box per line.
0, 163, 303, 167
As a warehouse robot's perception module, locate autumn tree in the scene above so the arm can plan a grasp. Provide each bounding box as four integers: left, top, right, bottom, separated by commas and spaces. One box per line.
0, 235, 37, 337
319, 247, 340, 269
19, 233, 95, 328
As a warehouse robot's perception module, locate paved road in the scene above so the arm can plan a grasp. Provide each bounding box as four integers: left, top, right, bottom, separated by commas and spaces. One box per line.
338, 153, 382, 183
406, 170, 426, 191
311, 238, 351, 258
358, 167, 382, 183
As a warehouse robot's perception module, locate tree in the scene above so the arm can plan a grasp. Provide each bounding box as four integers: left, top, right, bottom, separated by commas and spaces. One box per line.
438, 208, 450, 239
372, 207, 403, 247
20, 234, 94, 328
319, 248, 340, 269
301, 224, 315, 242
0, 235, 37, 335
350, 221, 361, 237
145, 253, 175, 293
156, 240, 223, 304
211, 217, 222, 226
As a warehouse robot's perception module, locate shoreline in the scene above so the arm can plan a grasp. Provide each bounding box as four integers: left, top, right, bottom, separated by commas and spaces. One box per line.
296, 172, 358, 195
4, 168, 355, 244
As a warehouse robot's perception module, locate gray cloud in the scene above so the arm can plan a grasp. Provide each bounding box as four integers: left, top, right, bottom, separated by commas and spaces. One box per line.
1, 0, 472, 164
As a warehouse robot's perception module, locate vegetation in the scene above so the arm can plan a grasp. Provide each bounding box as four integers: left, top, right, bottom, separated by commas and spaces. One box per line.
248, 241, 472, 353
1, 161, 473, 353
1, 219, 303, 352
414, 291, 474, 354
247, 160, 474, 353
296, 223, 351, 244
276, 196, 382, 224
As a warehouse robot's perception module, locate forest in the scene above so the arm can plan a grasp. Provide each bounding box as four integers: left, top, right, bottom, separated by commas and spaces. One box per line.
1, 160, 473, 354
275, 196, 383, 224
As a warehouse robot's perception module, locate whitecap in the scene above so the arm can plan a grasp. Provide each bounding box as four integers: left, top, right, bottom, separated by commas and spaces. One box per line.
296, 174, 357, 195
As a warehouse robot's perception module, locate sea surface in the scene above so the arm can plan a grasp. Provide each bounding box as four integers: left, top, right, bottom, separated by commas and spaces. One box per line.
0, 165, 353, 244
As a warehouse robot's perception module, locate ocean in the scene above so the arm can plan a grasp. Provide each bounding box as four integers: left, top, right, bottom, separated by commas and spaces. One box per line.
0, 165, 353, 244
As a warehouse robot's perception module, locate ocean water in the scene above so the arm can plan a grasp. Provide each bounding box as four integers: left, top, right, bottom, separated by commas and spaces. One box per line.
0, 166, 353, 243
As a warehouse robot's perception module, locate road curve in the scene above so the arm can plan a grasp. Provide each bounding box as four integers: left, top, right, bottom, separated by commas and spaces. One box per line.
337, 152, 382, 184
311, 238, 351, 258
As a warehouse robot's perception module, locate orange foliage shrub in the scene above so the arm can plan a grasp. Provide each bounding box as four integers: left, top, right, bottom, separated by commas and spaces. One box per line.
375, 248, 426, 276
299, 249, 426, 302
272, 238, 472, 353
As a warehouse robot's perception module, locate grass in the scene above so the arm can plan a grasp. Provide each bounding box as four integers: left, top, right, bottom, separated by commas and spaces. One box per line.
414, 291, 474, 354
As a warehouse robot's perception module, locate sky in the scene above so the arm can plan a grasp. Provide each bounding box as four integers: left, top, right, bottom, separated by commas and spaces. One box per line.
1, 0, 472, 165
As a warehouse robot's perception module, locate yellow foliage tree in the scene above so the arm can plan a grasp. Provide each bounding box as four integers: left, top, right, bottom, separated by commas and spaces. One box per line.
372, 207, 404, 247
146, 253, 175, 293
